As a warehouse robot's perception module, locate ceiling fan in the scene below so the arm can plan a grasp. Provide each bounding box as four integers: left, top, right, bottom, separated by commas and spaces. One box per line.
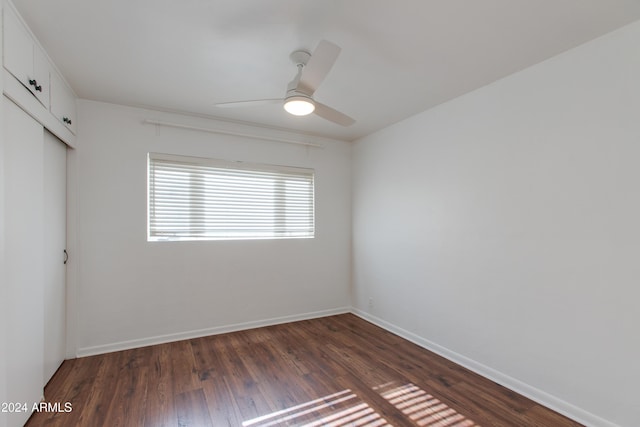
215, 40, 355, 127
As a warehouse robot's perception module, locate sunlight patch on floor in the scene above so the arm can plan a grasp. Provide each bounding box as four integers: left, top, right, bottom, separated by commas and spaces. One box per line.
242, 389, 391, 427
376, 382, 480, 427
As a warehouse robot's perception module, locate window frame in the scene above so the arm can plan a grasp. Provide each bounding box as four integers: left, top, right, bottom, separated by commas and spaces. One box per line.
147, 152, 315, 242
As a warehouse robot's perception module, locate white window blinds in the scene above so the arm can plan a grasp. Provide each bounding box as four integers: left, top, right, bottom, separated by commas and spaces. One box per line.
148, 153, 315, 241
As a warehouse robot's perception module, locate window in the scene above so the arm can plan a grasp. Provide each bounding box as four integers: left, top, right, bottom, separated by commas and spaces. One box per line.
148, 153, 314, 241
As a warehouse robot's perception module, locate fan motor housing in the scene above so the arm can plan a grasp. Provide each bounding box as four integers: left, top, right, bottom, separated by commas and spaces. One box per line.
290, 50, 311, 66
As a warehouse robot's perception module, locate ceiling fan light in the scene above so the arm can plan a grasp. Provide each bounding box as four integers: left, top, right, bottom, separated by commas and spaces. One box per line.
284, 96, 315, 116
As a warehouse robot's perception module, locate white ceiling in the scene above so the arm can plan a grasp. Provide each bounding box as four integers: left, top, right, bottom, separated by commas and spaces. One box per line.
12, 0, 640, 141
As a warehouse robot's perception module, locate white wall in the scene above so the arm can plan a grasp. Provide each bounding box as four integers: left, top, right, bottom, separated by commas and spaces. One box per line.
74, 100, 351, 355
0, 5, 7, 425
0, 124, 6, 427
352, 20, 640, 427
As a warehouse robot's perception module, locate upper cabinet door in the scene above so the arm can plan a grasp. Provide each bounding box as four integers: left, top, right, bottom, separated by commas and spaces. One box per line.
3, 4, 50, 108
50, 69, 76, 134
33, 45, 51, 109
3, 4, 34, 86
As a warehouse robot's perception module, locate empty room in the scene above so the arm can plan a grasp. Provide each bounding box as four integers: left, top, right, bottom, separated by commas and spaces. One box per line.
1, 1, 639, 426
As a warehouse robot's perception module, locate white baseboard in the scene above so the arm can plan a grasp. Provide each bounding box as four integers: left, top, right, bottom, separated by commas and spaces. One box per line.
350, 308, 619, 427
76, 307, 351, 357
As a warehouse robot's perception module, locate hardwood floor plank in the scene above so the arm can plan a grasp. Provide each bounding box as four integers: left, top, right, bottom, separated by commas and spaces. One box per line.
99, 347, 150, 427
65, 352, 120, 427
175, 389, 213, 427
213, 334, 275, 422
220, 375, 273, 425
190, 334, 226, 382
25, 314, 584, 427
143, 344, 176, 427
269, 325, 313, 376
170, 340, 201, 394
201, 375, 243, 427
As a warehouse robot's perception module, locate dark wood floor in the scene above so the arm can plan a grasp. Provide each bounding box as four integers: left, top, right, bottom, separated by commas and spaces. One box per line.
26, 314, 582, 427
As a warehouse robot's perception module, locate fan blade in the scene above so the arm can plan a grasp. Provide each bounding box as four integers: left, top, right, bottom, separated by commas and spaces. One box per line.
313, 101, 355, 126
215, 99, 282, 108
297, 40, 341, 96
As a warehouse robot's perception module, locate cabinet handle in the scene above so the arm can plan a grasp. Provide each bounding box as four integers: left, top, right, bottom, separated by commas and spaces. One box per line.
63, 249, 68, 265
35, 84, 42, 92
29, 79, 37, 87
63, 117, 72, 125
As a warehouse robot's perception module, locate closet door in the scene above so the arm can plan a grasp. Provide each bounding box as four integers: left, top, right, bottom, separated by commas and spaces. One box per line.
3, 96, 45, 427
43, 130, 67, 384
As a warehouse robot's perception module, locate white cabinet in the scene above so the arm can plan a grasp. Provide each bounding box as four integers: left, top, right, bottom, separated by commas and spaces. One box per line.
2, 4, 50, 109
3, 98, 68, 427
50, 69, 77, 134
2, 0, 77, 141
